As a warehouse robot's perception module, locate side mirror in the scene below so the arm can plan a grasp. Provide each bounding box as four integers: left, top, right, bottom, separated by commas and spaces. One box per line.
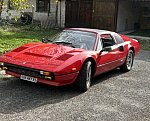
41, 38, 48, 43
118, 45, 124, 51
101, 46, 112, 52
47, 39, 53, 43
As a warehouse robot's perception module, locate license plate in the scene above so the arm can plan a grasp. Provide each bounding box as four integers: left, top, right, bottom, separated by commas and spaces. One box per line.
20, 75, 37, 83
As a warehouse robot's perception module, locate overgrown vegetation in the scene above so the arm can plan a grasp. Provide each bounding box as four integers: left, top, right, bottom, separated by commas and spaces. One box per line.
136, 38, 150, 51
129, 29, 150, 37
0, 0, 29, 19
0, 25, 59, 54
128, 29, 150, 51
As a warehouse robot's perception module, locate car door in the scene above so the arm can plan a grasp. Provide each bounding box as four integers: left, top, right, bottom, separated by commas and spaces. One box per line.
95, 34, 121, 76
113, 33, 127, 66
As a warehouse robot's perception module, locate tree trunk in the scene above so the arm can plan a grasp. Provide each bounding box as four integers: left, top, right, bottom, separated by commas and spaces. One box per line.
0, 11, 1, 20
55, 1, 58, 27
0, 0, 3, 20
0, 9, 2, 20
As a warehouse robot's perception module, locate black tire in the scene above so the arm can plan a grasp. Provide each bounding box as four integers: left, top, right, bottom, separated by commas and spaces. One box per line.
76, 61, 92, 92
120, 50, 134, 72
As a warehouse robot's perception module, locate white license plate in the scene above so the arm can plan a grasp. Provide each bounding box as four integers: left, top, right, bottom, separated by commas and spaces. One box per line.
20, 75, 37, 83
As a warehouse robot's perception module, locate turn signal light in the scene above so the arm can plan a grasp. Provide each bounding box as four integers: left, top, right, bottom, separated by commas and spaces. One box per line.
2, 67, 7, 70
40, 71, 50, 75
43, 72, 50, 76
40, 71, 54, 80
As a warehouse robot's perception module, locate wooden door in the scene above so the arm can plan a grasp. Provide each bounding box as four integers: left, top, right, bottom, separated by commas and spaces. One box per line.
78, 0, 93, 27
65, 0, 79, 27
65, 0, 93, 28
92, 0, 118, 31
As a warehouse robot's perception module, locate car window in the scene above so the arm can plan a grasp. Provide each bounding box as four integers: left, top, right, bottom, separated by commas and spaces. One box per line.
100, 34, 116, 48
51, 30, 96, 50
96, 37, 103, 51
114, 34, 124, 44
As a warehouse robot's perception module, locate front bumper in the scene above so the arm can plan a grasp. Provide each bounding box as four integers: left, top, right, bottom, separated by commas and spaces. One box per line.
0, 62, 79, 86
6, 70, 78, 86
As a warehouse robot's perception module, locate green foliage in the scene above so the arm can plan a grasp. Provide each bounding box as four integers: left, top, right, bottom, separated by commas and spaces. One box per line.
129, 29, 150, 37
128, 30, 150, 51
9, 0, 29, 11
136, 39, 150, 51
0, 0, 4, 14
0, 0, 29, 18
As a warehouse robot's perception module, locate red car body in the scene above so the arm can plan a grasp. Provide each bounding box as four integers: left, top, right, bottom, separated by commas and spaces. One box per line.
0, 28, 139, 88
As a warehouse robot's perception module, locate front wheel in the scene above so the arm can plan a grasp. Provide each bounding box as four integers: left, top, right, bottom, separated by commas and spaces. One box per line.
76, 61, 92, 92
120, 50, 134, 72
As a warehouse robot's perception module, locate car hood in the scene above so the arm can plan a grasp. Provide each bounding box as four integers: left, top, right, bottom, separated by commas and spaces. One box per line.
3, 42, 84, 66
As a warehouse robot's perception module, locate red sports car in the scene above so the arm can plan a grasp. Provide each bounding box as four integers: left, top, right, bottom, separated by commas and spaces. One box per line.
0, 28, 139, 91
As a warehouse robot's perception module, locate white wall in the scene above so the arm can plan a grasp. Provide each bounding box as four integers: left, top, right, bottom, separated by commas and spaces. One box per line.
32, 0, 65, 28
116, 1, 140, 32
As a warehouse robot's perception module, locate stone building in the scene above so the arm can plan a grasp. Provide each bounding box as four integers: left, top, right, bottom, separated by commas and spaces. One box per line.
1, 0, 66, 28
1, 0, 150, 32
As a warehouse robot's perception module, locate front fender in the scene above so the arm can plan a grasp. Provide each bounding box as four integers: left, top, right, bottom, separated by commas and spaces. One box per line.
54, 51, 98, 75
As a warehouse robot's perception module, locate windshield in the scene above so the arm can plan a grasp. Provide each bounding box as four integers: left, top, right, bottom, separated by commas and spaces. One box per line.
51, 30, 97, 50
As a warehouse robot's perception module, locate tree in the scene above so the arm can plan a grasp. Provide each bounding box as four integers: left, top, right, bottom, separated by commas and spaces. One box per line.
0, 0, 4, 19
0, 0, 29, 19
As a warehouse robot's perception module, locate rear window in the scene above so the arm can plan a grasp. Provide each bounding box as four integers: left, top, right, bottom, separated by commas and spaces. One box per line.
101, 34, 115, 47
114, 34, 124, 44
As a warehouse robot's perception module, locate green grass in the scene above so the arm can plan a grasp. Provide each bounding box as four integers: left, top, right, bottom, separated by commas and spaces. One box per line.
137, 39, 150, 51
0, 25, 59, 54
127, 29, 150, 51
129, 29, 150, 37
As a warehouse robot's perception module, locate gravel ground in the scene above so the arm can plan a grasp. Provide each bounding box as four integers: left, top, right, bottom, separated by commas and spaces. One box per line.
0, 50, 150, 121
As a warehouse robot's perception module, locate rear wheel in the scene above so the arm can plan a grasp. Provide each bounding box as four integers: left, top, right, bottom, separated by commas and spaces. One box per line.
120, 50, 134, 72
76, 61, 92, 92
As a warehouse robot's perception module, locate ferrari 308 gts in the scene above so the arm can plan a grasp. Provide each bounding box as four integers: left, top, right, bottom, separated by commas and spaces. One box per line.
0, 28, 139, 91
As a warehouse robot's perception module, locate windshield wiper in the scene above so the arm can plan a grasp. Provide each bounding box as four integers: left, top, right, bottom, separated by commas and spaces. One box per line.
53, 41, 75, 48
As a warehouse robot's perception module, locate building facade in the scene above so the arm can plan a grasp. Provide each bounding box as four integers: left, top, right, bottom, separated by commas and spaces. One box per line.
65, 0, 150, 32
1, 0, 150, 32
117, 0, 150, 32
1, 0, 66, 28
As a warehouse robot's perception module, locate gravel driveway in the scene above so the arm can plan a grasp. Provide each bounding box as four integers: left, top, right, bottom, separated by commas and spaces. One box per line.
0, 50, 150, 121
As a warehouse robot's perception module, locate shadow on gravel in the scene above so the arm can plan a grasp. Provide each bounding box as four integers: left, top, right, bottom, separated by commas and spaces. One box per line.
0, 68, 125, 114
0, 77, 81, 114
92, 69, 124, 86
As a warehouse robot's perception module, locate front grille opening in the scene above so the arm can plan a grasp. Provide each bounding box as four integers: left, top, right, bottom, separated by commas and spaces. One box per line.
4, 63, 43, 79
